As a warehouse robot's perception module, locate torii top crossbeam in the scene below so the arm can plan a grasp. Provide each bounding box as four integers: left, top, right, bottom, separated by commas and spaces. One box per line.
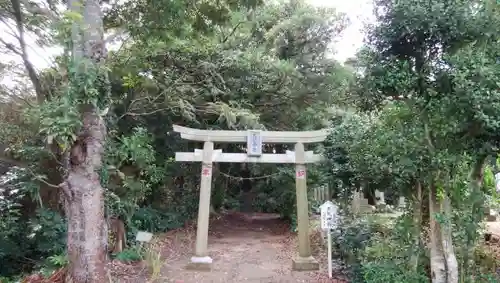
172, 125, 329, 143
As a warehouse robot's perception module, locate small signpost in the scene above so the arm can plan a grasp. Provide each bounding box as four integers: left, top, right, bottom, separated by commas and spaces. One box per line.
136, 231, 153, 243
135, 231, 153, 253
495, 172, 500, 192
320, 201, 338, 278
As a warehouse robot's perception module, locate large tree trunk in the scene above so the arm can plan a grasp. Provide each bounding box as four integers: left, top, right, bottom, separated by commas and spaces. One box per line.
63, 0, 108, 281
64, 110, 107, 282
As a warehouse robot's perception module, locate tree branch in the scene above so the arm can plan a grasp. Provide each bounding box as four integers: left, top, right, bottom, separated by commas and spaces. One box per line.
222, 22, 243, 43
10, 0, 44, 103
0, 38, 22, 55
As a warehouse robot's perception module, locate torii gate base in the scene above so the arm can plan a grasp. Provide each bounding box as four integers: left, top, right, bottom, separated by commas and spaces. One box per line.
173, 125, 325, 272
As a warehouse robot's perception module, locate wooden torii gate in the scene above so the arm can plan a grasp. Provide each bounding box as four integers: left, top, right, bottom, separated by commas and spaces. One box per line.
173, 125, 328, 271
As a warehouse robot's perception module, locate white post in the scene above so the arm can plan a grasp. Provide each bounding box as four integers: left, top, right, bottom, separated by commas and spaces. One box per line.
320, 200, 337, 278
495, 172, 500, 193
398, 196, 406, 208
375, 190, 386, 209
327, 232, 332, 278
351, 191, 360, 214
379, 191, 386, 204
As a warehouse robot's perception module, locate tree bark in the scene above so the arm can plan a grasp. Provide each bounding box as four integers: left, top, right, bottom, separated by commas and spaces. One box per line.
410, 181, 422, 271
110, 217, 126, 254
462, 155, 487, 279
63, 0, 108, 281
441, 195, 458, 283
429, 184, 447, 283
429, 183, 459, 283
64, 110, 107, 282
9, 0, 44, 103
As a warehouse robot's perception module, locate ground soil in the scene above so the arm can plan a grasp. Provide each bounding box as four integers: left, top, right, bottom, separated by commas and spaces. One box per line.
31, 213, 500, 282
485, 221, 500, 260
109, 212, 347, 283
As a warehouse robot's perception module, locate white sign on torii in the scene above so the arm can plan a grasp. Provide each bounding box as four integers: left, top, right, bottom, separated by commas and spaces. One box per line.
173, 125, 328, 272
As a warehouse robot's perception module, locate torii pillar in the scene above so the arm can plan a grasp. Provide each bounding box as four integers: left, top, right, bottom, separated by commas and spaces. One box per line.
292, 142, 319, 270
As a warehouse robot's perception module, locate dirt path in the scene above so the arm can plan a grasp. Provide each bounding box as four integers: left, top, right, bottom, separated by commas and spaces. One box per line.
487, 221, 500, 237
157, 212, 345, 283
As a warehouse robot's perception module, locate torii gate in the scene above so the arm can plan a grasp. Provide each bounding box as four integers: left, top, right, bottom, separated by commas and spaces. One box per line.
173, 125, 328, 271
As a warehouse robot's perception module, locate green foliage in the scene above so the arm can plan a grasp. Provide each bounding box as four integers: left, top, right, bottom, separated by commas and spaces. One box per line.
0, 184, 26, 264
361, 262, 428, 283
27, 209, 67, 255
35, 96, 81, 150
250, 166, 296, 217
0, 201, 66, 276
332, 214, 428, 283
30, 56, 111, 153
113, 247, 142, 263
104, 127, 163, 220
47, 253, 68, 267
129, 207, 185, 235
6, 0, 500, 282
320, 0, 500, 281
35, 253, 70, 278
472, 245, 500, 279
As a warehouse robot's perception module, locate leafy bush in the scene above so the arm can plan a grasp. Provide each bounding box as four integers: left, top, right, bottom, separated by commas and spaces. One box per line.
361, 262, 428, 283
128, 206, 185, 236
113, 247, 143, 263
0, 207, 66, 277
0, 166, 66, 277
28, 209, 67, 255
332, 214, 428, 283
332, 216, 376, 281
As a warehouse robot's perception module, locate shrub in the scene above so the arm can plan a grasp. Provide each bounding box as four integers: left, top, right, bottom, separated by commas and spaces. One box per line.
331, 213, 428, 283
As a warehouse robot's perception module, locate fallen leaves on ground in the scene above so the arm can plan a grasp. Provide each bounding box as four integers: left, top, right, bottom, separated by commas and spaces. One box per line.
22, 212, 349, 283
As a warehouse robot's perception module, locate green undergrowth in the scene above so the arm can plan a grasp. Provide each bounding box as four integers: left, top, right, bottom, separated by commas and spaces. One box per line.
332, 213, 500, 283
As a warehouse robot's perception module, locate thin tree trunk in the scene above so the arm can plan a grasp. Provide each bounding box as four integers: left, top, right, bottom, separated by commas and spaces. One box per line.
110, 217, 126, 254
429, 184, 447, 283
462, 155, 487, 280
9, 0, 45, 103
410, 181, 422, 271
469, 155, 486, 209
441, 195, 458, 283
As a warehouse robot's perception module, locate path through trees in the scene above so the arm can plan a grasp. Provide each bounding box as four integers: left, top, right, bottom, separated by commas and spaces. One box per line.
109, 212, 347, 283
